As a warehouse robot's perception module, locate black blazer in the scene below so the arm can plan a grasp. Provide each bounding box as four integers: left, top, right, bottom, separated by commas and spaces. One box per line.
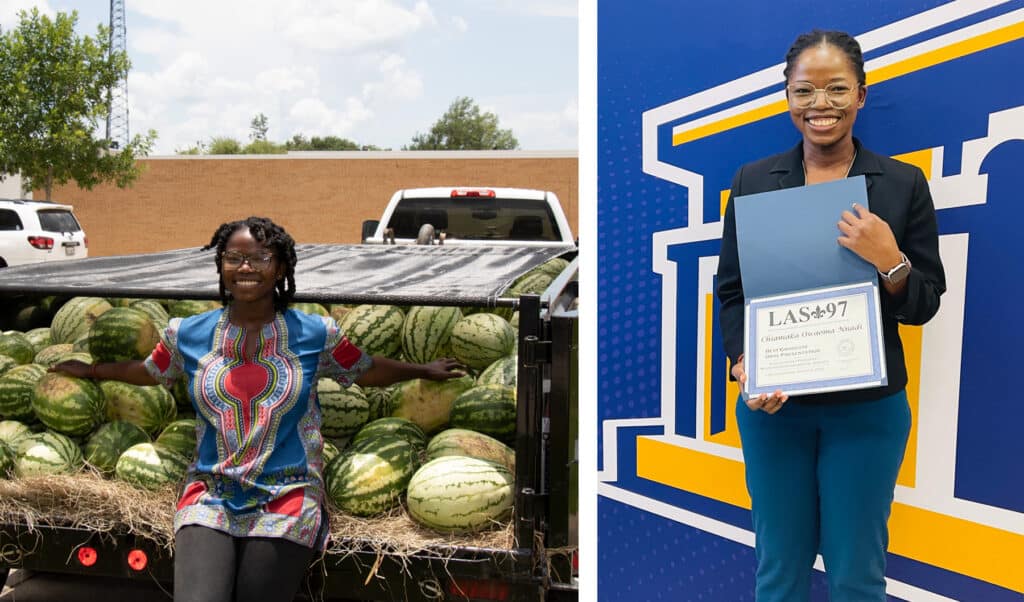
716, 138, 946, 404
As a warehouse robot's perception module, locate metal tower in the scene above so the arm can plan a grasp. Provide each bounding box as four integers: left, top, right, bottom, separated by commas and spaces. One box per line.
105, 0, 129, 150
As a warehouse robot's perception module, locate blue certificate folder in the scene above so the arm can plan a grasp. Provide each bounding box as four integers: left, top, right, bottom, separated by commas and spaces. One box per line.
733, 175, 876, 297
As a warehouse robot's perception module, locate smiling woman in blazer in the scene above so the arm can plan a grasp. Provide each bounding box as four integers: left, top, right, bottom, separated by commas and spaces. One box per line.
716, 30, 946, 602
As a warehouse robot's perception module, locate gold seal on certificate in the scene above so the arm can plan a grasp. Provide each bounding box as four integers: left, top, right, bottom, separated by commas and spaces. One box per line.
743, 282, 887, 397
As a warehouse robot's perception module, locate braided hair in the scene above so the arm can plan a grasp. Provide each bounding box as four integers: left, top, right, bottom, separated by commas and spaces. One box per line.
783, 29, 866, 86
202, 216, 298, 312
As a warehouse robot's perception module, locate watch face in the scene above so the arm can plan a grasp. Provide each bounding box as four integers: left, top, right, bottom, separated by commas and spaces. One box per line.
889, 263, 911, 284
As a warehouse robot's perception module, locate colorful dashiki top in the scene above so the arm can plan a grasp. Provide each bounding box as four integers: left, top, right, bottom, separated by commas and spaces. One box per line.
143, 308, 371, 548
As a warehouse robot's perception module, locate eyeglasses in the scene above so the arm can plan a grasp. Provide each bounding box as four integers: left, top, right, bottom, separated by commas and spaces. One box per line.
786, 82, 859, 109
222, 251, 275, 270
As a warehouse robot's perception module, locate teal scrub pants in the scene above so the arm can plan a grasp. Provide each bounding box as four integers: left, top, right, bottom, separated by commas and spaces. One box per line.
735, 390, 911, 602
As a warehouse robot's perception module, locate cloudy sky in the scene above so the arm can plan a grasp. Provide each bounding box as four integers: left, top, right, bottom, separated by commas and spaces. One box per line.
1, 0, 578, 154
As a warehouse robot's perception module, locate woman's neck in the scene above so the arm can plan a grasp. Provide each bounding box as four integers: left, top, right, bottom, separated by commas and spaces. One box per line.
228, 300, 276, 329
802, 138, 856, 172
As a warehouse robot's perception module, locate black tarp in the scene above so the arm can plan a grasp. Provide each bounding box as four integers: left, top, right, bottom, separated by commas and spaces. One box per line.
0, 244, 574, 307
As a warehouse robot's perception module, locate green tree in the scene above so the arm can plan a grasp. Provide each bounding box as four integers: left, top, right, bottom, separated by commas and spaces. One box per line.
249, 113, 269, 141
242, 139, 286, 154
285, 134, 360, 151
0, 9, 157, 200
405, 97, 518, 150
207, 137, 242, 155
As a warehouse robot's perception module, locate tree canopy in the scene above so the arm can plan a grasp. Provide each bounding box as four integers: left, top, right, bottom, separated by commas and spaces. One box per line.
405, 97, 518, 150
0, 9, 156, 200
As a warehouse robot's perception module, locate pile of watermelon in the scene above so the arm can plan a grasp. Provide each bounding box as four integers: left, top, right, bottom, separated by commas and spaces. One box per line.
0, 255, 568, 534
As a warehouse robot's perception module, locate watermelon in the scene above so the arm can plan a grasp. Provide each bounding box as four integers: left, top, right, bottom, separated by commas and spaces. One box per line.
400, 306, 462, 364
450, 314, 515, 370
0, 354, 17, 377
476, 355, 517, 387
83, 420, 151, 474
426, 428, 516, 472
290, 302, 329, 317
101, 380, 177, 435
24, 328, 52, 354
406, 456, 514, 533
109, 297, 141, 308
155, 419, 198, 458
533, 256, 571, 279
33, 344, 76, 368
322, 439, 341, 467
115, 442, 190, 490
0, 419, 32, 449
88, 307, 161, 363
0, 332, 37, 365
506, 270, 555, 298
329, 304, 354, 324
317, 379, 370, 439
15, 431, 84, 477
31, 373, 107, 437
351, 417, 427, 451
362, 385, 396, 420
324, 435, 417, 516
129, 299, 170, 330
167, 299, 221, 319
448, 384, 517, 442
339, 305, 405, 358
0, 363, 48, 421
50, 297, 113, 344
0, 440, 13, 477
390, 375, 474, 434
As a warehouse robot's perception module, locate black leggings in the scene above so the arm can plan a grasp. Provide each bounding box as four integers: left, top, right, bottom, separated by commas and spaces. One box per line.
174, 525, 316, 602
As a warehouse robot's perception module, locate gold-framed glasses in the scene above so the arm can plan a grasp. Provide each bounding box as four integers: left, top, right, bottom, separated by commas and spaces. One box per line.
786, 82, 858, 109
222, 251, 275, 270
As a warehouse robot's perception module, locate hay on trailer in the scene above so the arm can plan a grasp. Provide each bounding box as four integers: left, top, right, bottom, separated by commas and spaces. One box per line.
0, 472, 515, 562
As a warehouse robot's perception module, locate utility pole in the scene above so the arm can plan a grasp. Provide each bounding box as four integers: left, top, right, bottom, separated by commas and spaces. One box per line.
105, 0, 129, 150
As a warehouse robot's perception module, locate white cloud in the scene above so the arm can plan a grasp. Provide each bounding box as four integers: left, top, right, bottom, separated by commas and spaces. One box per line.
451, 15, 469, 33
0, 0, 54, 29
502, 97, 578, 150
361, 53, 423, 103
288, 96, 372, 136
491, 0, 576, 18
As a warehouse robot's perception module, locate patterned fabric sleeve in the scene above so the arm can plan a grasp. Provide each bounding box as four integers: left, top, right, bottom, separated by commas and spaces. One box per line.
143, 317, 185, 387
318, 316, 373, 387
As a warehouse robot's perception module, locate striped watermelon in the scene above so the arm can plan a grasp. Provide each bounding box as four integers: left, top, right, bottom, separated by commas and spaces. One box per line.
290, 302, 330, 317
351, 417, 427, 451
448, 384, 517, 442
0, 354, 17, 377
329, 304, 354, 324
400, 306, 462, 364
101, 380, 177, 435
0, 419, 32, 449
390, 375, 474, 434
83, 420, 151, 474
50, 297, 113, 344
33, 344, 76, 368
115, 442, 190, 490
406, 456, 514, 533
0, 332, 36, 365
15, 431, 84, 477
155, 419, 198, 459
476, 355, 517, 387
324, 435, 417, 516
339, 305, 405, 358
109, 297, 141, 307
362, 385, 396, 420
31, 373, 107, 437
317, 379, 370, 438
322, 439, 341, 467
129, 299, 170, 330
506, 270, 555, 298
0, 440, 13, 477
24, 328, 52, 354
167, 299, 221, 319
450, 314, 515, 370
426, 428, 515, 472
88, 307, 161, 363
533, 256, 571, 279
0, 363, 48, 421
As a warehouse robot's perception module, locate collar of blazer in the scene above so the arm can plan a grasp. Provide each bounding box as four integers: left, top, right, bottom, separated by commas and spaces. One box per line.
768, 137, 885, 189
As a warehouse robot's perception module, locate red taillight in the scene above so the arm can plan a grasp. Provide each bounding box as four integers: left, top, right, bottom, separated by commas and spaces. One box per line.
448, 578, 508, 600
573, 550, 579, 574
84, 235, 88, 248
451, 188, 496, 198
77, 546, 98, 567
27, 236, 54, 250
127, 549, 148, 571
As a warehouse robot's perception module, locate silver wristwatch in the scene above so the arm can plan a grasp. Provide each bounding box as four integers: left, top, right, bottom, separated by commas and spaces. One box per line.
880, 253, 912, 284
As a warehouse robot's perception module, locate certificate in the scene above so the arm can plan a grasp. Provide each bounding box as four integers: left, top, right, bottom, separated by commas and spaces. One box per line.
742, 281, 887, 397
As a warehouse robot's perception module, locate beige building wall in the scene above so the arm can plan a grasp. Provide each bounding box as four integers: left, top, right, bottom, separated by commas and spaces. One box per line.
42, 151, 578, 257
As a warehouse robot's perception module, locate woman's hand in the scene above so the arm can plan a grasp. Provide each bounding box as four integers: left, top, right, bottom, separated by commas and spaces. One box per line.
837, 203, 902, 272
49, 360, 94, 379
732, 358, 788, 414
421, 357, 467, 381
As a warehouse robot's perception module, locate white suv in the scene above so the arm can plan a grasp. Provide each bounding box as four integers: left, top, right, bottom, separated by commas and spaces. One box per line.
0, 199, 88, 267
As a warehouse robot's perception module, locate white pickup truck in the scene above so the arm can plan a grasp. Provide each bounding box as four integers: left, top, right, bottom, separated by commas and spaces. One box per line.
361, 186, 576, 247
